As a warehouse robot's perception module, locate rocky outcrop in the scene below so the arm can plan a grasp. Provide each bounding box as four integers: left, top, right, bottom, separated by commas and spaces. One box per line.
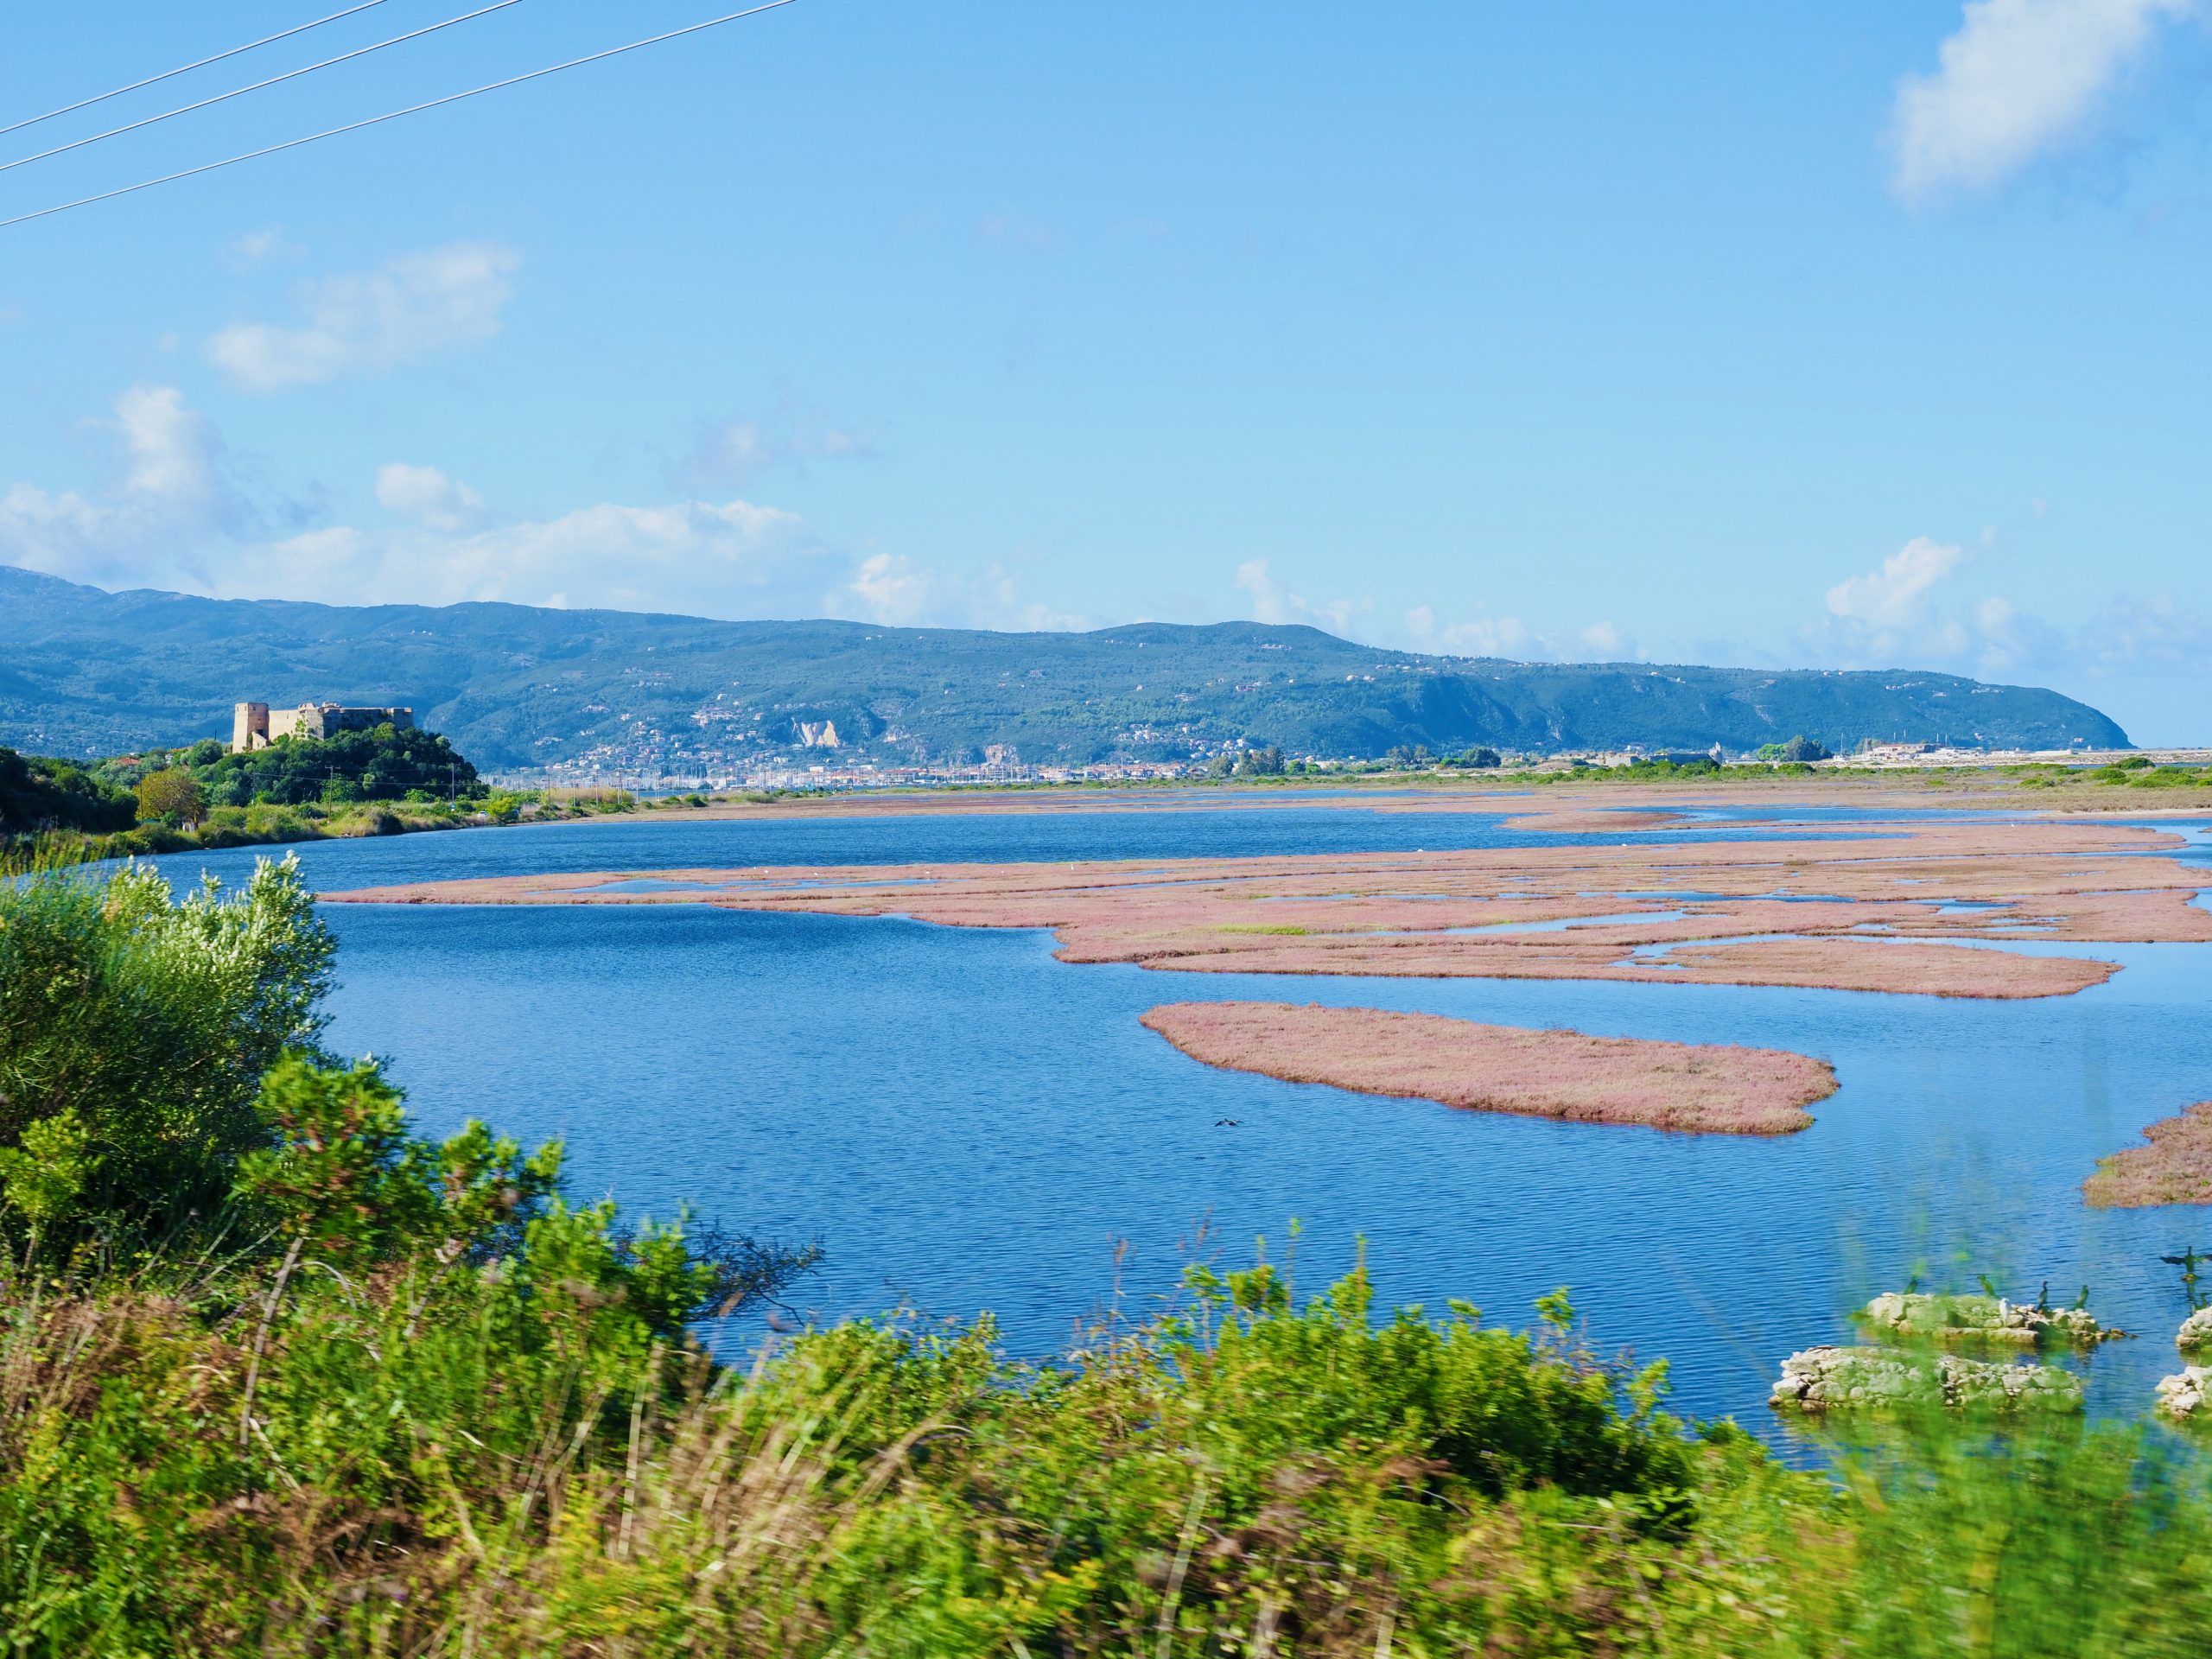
2156, 1366, 2211, 1421
1857, 1292, 2124, 1348
1771, 1345, 2084, 1414
2177, 1307, 2212, 1356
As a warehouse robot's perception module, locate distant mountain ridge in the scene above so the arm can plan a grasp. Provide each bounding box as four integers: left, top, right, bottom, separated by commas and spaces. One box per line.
0, 565, 2130, 767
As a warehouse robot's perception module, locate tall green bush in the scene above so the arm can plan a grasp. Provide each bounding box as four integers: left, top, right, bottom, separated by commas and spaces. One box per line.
0, 855, 334, 1250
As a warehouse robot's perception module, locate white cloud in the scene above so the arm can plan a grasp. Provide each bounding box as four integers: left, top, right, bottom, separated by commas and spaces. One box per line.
842, 551, 937, 626
979, 209, 1063, 252
689, 421, 778, 483
1402, 602, 1534, 658
419, 499, 823, 614
2075, 593, 2212, 666
1235, 565, 1630, 664
1797, 535, 2086, 682
1579, 620, 1629, 658
226, 226, 302, 269
1400, 602, 1635, 663
114, 385, 229, 517
375, 462, 485, 533
677, 404, 877, 487
835, 551, 1085, 631
1891, 0, 2191, 200
1825, 537, 1968, 629
1234, 558, 1372, 636
131, 497, 836, 617
0, 385, 1083, 630
0, 385, 249, 591
207, 242, 518, 391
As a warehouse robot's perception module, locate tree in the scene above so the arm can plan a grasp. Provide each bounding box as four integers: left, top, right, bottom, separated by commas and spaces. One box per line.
196, 724, 485, 808
135, 766, 207, 827
1778, 735, 1831, 764
0, 747, 137, 837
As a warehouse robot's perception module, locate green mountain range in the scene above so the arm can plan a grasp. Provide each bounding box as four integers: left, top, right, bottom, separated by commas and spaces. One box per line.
0, 565, 2129, 770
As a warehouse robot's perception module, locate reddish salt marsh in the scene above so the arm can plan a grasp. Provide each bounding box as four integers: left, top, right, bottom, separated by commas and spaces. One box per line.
1495, 807, 1699, 833
1140, 1001, 1834, 1134
326, 814, 2207, 1001
2084, 1103, 2212, 1208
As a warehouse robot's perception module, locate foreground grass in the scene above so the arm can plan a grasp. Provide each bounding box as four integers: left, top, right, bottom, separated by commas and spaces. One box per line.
8, 1246, 2212, 1656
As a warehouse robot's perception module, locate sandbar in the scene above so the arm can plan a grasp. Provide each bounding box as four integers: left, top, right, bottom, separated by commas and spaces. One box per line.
1139, 1000, 1834, 1134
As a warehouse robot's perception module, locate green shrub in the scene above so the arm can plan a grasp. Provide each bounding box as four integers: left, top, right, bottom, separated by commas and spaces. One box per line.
0, 855, 334, 1250
0, 747, 136, 839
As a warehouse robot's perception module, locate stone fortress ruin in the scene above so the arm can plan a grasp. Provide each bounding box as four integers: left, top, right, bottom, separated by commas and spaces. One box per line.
232, 701, 414, 753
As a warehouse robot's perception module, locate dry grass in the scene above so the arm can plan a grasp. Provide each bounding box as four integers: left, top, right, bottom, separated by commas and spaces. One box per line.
1140, 1001, 1834, 1133
2084, 1102, 2212, 1207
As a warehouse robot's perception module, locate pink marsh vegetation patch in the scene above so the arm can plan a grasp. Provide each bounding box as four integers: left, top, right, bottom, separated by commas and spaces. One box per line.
1495, 808, 1698, 834
1139, 935, 2117, 999
324, 814, 2194, 1000
1138, 1001, 1836, 1135
2083, 1103, 2212, 1207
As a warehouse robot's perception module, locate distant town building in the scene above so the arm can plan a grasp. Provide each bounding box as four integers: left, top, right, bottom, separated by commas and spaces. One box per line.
232, 701, 414, 753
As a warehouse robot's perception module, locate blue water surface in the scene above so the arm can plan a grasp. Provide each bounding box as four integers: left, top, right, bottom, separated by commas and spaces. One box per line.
146, 802, 2212, 1433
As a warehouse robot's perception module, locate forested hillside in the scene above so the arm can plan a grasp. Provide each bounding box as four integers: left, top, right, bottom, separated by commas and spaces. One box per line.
0, 565, 2129, 768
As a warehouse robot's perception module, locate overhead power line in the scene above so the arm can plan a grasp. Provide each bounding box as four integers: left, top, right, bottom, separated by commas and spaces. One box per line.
0, 1, 392, 140
0, 0, 801, 232
1, 0, 529, 180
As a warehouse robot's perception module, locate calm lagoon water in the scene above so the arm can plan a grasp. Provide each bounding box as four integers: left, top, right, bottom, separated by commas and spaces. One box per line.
151, 804, 2212, 1431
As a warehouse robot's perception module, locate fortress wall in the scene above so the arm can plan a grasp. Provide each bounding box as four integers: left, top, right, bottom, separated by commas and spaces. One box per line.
231, 702, 414, 753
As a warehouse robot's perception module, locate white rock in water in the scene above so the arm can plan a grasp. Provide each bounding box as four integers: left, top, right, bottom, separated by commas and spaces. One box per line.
1770, 1344, 2081, 1413
2177, 1307, 2212, 1356
2156, 1365, 2211, 1421
1857, 1291, 2121, 1346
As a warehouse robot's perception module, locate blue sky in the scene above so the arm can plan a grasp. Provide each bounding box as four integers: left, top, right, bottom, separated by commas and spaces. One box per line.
3, 2, 2209, 740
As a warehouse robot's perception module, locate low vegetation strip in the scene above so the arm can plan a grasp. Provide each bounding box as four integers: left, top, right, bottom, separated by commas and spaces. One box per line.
2084, 1101, 2212, 1207
1139, 1001, 1834, 1134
